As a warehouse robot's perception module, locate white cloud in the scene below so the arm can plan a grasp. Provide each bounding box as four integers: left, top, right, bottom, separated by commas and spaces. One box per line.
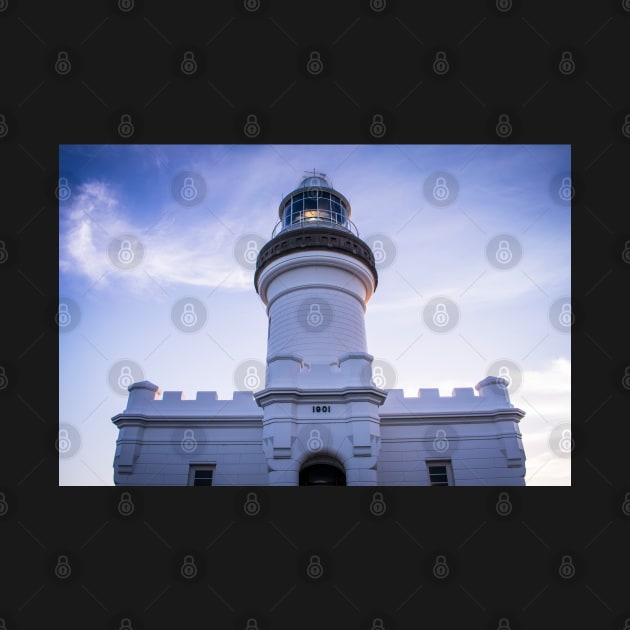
60, 180, 255, 296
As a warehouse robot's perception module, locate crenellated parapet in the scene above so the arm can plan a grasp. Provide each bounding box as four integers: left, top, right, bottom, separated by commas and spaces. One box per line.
378, 376, 525, 420
117, 381, 263, 419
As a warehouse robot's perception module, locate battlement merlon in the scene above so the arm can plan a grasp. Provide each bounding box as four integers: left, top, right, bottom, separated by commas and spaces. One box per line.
377, 376, 525, 418
118, 381, 261, 416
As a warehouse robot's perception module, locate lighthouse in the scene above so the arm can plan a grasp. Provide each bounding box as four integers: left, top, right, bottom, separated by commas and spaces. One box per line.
253, 172, 387, 486
111, 169, 526, 487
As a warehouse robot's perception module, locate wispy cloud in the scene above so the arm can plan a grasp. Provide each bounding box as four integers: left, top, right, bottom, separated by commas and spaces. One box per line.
60, 180, 255, 296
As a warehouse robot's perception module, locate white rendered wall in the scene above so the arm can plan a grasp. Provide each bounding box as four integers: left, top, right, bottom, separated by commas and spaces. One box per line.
266, 286, 367, 363
112, 390, 525, 486
375, 379, 526, 486
257, 251, 375, 365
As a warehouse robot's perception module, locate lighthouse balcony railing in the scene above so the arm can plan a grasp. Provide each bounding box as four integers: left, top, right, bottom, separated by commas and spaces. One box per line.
272, 216, 360, 239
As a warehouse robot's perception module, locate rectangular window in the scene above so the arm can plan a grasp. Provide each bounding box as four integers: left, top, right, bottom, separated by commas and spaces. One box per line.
188, 466, 214, 486
427, 461, 454, 486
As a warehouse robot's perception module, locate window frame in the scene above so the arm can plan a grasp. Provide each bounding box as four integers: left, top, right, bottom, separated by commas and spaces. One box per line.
426, 460, 455, 486
188, 464, 215, 486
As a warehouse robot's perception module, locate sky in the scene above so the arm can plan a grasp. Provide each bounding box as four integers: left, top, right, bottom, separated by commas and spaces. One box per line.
58, 144, 571, 486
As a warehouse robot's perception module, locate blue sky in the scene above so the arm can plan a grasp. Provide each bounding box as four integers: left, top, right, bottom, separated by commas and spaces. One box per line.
59, 144, 571, 486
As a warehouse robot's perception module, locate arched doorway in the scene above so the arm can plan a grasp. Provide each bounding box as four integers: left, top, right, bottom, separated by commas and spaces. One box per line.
299, 462, 346, 486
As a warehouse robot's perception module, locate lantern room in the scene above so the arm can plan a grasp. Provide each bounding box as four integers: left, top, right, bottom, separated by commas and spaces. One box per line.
277, 171, 354, 234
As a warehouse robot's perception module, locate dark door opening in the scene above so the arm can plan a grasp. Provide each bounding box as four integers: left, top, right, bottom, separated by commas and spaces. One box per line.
299, 463, 346, 486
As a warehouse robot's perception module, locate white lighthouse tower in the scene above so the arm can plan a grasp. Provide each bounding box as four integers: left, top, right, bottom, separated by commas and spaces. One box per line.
254, 172, 387, 486
111, 170, 526, 487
